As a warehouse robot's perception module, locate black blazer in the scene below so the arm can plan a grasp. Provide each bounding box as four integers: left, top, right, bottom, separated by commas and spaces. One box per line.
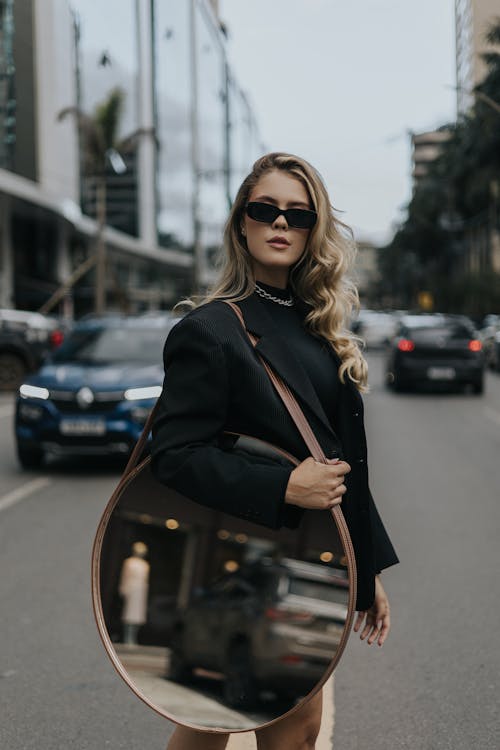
151, 294, 398, 610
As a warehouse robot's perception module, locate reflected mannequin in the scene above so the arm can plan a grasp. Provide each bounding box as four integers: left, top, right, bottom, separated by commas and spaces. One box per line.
118, 541, 150, 646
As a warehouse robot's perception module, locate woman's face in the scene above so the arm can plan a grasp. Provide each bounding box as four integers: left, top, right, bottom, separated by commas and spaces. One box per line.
242, 170, 312, 287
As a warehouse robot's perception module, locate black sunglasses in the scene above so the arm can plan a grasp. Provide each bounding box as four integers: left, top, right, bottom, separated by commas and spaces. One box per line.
245, 201, 317, 229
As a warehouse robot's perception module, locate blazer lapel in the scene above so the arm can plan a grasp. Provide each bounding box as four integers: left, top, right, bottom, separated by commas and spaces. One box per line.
236, 295, 337, 438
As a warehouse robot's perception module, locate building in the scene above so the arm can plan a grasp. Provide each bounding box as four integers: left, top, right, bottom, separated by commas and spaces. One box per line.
0, 0, 262, 316
455, 0, 499, 115
353, 240, 380, 305
410, 128, 452, 192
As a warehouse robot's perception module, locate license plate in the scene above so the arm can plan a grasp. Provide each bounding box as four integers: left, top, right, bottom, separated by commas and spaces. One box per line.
59, 419, 106, 436
427, 367, 456, 380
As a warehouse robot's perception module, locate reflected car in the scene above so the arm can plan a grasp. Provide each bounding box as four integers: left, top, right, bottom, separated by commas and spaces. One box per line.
385, 314, 484, 393
14, 314, 180, 469
166, 558, 349, 709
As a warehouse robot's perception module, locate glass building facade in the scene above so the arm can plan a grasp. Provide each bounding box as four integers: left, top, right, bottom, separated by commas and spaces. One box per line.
0, 0, 16, 172
152, 0, 262, 277
0, 0, 262, 312
70, 0, 140, 237
153, 0, 194, 253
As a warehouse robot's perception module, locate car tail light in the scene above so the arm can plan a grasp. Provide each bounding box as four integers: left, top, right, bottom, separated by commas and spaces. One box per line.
279, 654, 303, 664
468, 340, 482, 352
265, 607, 314, 624
50, 329, 64, 348
397, 339, 415, 352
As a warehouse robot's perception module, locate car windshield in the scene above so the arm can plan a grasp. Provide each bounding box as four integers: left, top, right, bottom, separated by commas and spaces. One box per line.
288, 577, 345, 603
51, 326, 166, 365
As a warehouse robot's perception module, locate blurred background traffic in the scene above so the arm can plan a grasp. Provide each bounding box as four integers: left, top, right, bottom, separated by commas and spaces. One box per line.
1, 2, 499, 749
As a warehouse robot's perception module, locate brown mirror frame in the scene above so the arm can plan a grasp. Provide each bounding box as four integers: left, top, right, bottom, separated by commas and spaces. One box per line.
91, 438, 357, 734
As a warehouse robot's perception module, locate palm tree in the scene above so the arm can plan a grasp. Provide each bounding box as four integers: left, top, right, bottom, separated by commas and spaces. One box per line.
55, 88, 154, 314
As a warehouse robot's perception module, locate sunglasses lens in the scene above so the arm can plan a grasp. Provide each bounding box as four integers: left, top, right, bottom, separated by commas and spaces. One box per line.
246, 202, 317, 229
246, 203, 278, 223
286, 209, 317, 229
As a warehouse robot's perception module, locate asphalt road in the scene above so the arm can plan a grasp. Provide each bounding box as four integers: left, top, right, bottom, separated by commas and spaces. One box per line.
1, 354, 499, 749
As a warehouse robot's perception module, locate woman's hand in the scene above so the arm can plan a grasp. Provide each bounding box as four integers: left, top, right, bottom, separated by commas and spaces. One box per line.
353, 575, 391, 646
284, 457, 351, 510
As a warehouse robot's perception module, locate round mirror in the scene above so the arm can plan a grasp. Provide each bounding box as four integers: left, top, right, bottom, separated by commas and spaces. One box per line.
92, 434, 356, 733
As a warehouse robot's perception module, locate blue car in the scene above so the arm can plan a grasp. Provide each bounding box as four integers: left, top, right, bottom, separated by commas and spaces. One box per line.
15, 314, 180, 469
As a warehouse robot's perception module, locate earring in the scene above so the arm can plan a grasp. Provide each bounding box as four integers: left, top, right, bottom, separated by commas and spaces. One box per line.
241, 227, 246, 237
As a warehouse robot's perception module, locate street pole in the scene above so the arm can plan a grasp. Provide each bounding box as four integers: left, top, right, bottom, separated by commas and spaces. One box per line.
95, 176, 107, 314
189, 0, 203, 294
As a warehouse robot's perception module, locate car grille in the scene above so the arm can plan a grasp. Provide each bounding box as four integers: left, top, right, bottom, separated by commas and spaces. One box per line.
49, 389, 124, 414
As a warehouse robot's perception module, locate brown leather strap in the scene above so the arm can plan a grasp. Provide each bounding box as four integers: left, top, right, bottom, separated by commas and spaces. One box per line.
120, 299, 357, 616
122, 397, 161, 476
224, 300, 328, 463
223, 299, 357, 617
125, 300, 331, 473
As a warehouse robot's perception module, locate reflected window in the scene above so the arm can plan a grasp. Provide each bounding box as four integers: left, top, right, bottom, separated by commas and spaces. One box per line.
70, 0, 140, 236
154, 0, 193, 251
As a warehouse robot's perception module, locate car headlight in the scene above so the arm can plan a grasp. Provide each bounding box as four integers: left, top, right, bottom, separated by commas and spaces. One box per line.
123, 386, 162, 401
19, 384, 50, 400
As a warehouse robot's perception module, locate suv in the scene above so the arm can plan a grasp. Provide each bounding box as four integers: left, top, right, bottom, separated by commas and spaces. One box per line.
0, 309, 65, 390
166, 557, 349, 709
15, 314, 179, 468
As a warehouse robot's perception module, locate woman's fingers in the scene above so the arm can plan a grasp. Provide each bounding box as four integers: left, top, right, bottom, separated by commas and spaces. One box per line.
353, 611, 365, 632
355, 611, 390, 646
285, 458, 351, 510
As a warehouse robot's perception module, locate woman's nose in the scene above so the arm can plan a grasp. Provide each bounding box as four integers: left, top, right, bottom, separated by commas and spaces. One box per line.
272, 213, 288, 229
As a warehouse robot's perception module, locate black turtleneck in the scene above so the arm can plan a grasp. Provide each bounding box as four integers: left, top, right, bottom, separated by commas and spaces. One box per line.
253, 280, 340, 427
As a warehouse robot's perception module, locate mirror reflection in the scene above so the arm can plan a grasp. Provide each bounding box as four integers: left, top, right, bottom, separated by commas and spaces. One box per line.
96, 440, 352, 731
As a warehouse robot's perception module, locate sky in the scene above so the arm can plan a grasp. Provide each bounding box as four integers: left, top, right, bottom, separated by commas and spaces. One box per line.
219, 0, 457, 245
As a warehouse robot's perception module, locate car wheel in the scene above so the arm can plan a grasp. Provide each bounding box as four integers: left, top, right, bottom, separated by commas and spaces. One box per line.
223, 643, 258, 709
472, 381, 484, 395
0, 352, 27, 391
385, 371, 397, 390
17, 444, 44, 470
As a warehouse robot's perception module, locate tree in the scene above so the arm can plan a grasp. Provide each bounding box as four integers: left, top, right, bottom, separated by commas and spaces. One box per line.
40, 88, 155, 315
380, 18, 500, 314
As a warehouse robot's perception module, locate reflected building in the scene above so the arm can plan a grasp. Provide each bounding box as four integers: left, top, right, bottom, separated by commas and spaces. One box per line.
0, 0, 262, 314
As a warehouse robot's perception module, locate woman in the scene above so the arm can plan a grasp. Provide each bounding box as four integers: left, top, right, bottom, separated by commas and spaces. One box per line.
151, 152, 398, 750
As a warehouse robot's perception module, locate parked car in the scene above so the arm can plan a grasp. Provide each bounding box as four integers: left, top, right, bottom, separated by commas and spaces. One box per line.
351, 309, 402, 349
479, 314, 500, 371
15, 314, 180, 468
0, 309, 65, 390
385, 314, 485, 393
166, 557, 348, 709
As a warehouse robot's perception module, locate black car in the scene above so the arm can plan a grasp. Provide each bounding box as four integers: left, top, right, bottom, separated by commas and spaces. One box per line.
385, 314, 485, 394
0, 309, 65, 390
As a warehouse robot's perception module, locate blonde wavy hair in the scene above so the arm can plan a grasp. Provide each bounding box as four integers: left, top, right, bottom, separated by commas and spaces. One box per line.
178, 152, 368, 391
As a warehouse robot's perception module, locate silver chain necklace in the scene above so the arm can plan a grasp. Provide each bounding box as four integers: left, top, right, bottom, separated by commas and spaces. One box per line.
255, 283, 294, 307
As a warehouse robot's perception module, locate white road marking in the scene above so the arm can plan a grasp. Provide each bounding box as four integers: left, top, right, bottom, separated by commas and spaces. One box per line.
0, 477, 52, 513
483, 407, 500, 427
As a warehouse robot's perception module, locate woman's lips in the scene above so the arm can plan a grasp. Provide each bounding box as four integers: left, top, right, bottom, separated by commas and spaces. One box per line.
267, 237, 290, 248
